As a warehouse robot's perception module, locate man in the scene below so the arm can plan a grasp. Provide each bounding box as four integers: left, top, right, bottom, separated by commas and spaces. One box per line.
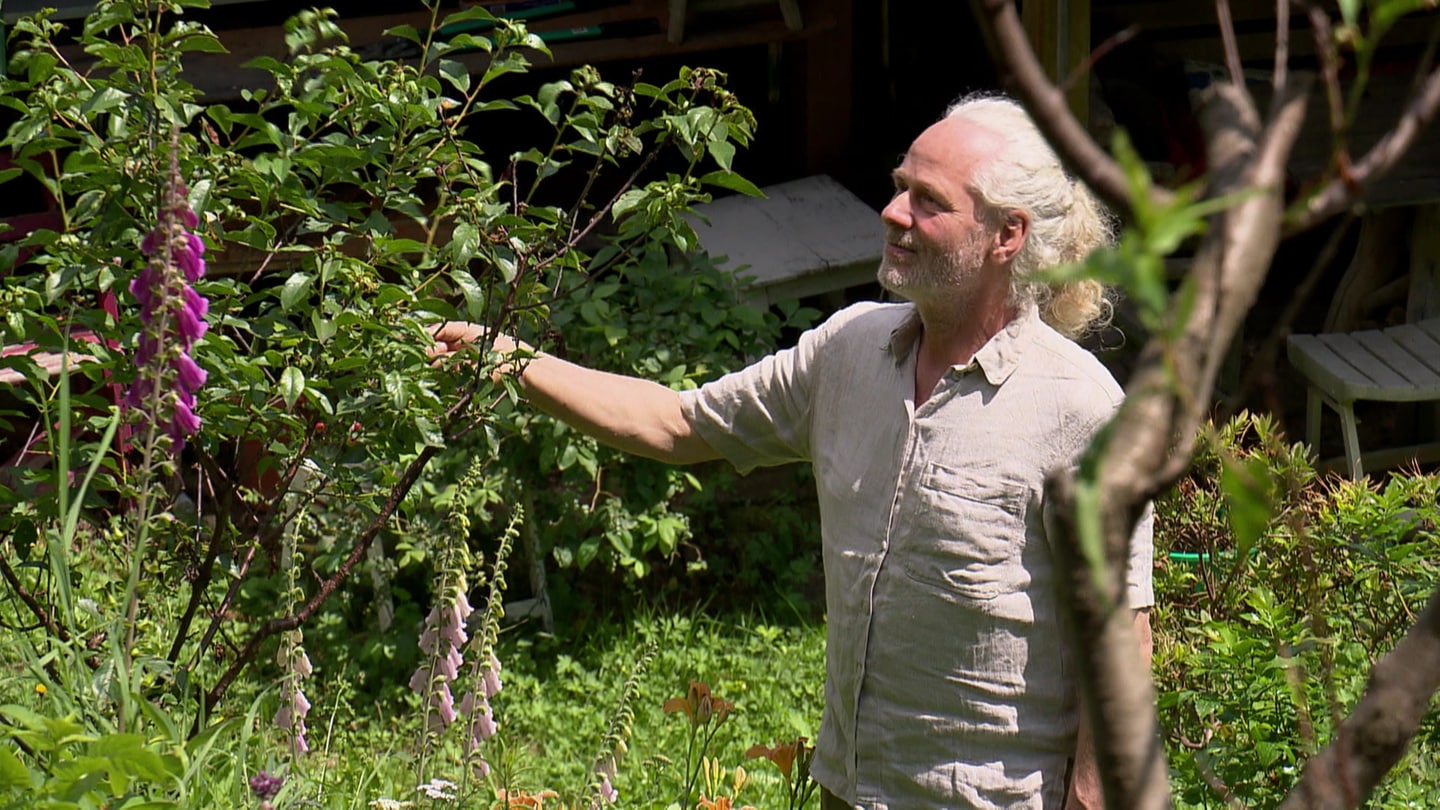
433, 95, 1153, 809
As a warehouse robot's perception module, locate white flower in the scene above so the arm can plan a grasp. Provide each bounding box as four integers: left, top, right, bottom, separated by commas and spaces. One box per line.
416, 778, 458, 801
369, 800, 413, 810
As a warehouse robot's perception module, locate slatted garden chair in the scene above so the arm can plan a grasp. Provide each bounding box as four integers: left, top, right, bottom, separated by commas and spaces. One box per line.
1286, 318, 1440, 477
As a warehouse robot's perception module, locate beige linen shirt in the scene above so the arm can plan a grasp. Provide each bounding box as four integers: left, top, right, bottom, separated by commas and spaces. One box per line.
679, 301, 1154, 810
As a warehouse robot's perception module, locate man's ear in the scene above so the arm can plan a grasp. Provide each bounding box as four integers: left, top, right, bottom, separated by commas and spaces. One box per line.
992, 211, 1029, 264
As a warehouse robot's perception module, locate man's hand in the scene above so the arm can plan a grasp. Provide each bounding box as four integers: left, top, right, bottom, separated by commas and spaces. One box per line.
426, 322, 532, 376
1065, 608, 1153, 809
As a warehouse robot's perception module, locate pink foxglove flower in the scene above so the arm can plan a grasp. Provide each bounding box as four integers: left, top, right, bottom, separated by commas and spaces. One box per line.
598, 773, 618, 805
411, 587, 474, 734
275, 635, 313, 755
126, 147, 209, 450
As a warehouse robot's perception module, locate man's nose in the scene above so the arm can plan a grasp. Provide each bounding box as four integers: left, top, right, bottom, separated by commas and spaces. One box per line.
881, 193, 911, 230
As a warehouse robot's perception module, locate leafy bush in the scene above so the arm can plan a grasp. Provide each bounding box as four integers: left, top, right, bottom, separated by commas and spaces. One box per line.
1154, 412, 1440, 807
0, 0, 812, 804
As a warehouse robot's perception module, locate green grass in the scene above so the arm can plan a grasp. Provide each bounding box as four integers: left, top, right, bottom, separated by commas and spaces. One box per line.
227, 607, 829, 809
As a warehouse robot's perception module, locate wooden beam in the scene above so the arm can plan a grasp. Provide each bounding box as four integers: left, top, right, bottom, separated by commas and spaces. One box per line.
53, 0, 837, 102
1022, 0, 1090, 123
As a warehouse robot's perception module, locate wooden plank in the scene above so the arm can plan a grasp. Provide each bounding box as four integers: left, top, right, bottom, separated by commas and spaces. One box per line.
1092, 0, 1281, 31
794, 0, 852, 178
1289, 335, 1382, 399
52, 0, 836, 102
0, 349, 100, 386
685, 174, 880, 302
1352, 330, 1440, 389
1326, 333, 1414, 389
1292, 325, 1440, 402
1388, 322, 1440, 373
1314, 441, 1440, 477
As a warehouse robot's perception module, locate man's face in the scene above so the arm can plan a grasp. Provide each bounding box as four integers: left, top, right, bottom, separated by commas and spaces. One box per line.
877, 117, 1003, 305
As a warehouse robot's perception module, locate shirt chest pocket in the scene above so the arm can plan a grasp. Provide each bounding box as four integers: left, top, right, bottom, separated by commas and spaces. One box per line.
902, 462, 1029, 601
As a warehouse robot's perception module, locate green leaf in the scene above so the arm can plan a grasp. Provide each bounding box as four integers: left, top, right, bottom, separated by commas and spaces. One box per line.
311, 310, 337, 343
1220, 454, 1275, 563
383, 24, 423, 44
706, 140, 736, 172
612, 189, 647, 219
439, 4, 498, 29
414, 416, 445, 448
439, 59, 471, 94
176, 32, 229, 54
451, 270, 485, 320
81, 87, 130, 117
279, 273, 313, 312
699, 170, 764, 198
0, 746, 29, 789
1338, 0, 1360, 26
576, 536, 601, 569
280, 366, 306, 409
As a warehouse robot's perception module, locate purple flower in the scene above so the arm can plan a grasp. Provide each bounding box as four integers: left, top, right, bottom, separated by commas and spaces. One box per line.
411, 586, 474, 733
481, 652, 502, 698
249, 771, 284, 801
125, 144, 211, 452
598, 774, 618, 805
275, 669, 312, 755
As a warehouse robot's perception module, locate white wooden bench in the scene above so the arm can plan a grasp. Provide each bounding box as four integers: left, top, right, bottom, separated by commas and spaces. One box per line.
1287, 318, 1440, 477
686, 174, 882, 306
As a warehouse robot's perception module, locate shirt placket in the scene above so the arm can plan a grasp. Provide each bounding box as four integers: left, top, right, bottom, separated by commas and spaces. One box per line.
852, 375, 957, 794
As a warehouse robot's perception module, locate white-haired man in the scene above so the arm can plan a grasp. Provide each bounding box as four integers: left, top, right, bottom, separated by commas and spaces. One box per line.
434, 95, 1153, 809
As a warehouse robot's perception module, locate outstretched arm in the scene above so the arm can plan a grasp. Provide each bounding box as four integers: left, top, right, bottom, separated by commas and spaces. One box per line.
431, 322, 720, 466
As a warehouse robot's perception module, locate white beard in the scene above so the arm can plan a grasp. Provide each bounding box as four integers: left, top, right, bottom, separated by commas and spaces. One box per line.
877, 226, 990, 306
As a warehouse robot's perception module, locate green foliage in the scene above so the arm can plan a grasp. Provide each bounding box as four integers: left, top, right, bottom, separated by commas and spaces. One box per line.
477, 609, 826, 806
0, 0, 811, 805
1154, 412, 1440, 808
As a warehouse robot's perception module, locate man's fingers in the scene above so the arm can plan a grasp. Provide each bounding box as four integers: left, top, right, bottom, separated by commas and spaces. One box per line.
428, 321, 490, 351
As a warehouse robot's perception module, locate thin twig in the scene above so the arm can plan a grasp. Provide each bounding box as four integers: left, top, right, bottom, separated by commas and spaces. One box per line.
968, 0, 1174, 223
204, 441, 444, 710
167, 462, 236, 663
1062, 25, 1138, 96
0, 552, 68, 641
1216, 0, 1247, 92
1294, 65, 1440, 228
1271, 0, 1290, 119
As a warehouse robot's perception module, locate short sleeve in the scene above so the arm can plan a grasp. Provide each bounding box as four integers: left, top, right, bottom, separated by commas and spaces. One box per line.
1127, 502, 1156, 609
678, 325, 825, 474
1040, 495, 1156, 610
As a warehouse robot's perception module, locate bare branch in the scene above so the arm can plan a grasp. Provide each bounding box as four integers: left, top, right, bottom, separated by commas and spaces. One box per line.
967, 0, 1174, 223
1278, 590, 1440, 810
1295, 66, 1440, 227
1046, 74, 1311, 810
204, 441, 444, 710
1061, 25, 1139, 97
1216, 0, 1247, 93
1271, 0, 1290, 117
0, 551, 69, 641
1304, 3, 1347, 138
1045, 473, 1172, 810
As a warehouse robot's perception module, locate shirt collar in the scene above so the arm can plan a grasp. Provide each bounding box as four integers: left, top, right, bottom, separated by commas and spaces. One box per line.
885, 301, 1039, 388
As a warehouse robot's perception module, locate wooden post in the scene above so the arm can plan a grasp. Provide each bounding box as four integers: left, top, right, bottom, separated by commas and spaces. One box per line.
1022, 0, 1090, 123
1408, 204, 1440, 322
1326, 208, 1413, 332
1409, 203, 1440, 441
784, 0, 853, 180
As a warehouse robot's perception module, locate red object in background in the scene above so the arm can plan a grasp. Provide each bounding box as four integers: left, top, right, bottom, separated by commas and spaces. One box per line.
0, 149, 63, 261
1, 148, 130, 471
